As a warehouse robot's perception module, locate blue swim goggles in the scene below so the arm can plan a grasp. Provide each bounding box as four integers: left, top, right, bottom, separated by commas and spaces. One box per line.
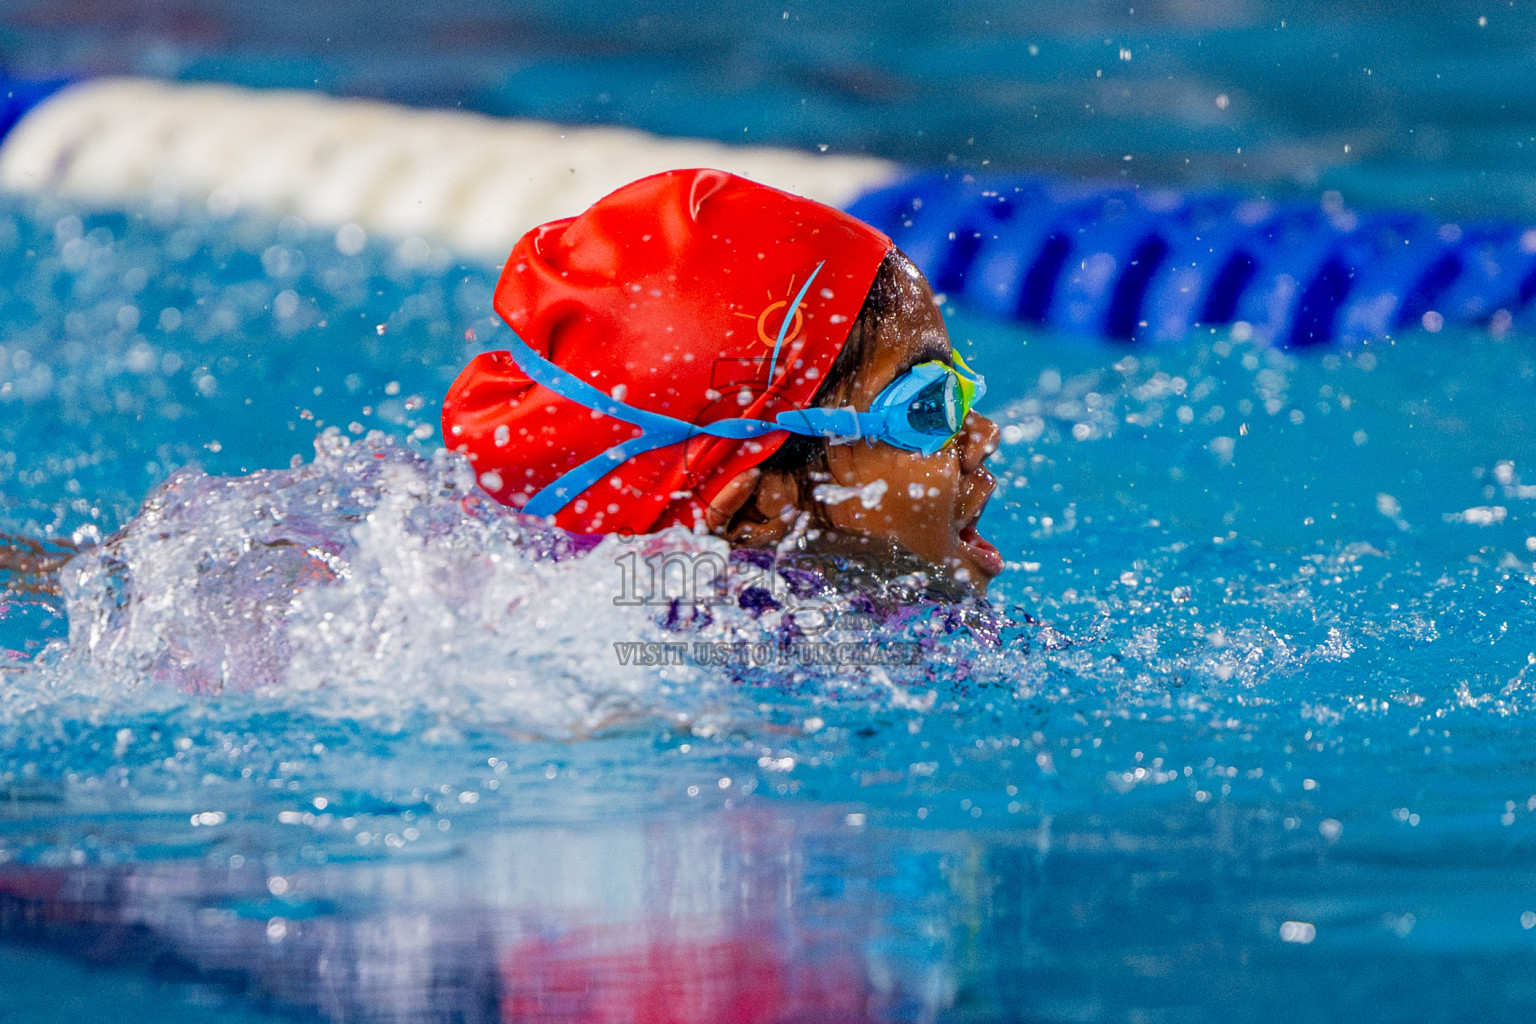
809, 351, 987, 456
502, 330, 985, 517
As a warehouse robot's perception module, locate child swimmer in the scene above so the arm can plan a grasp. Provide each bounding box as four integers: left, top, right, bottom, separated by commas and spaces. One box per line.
443, 169, 1004, 593
2, 170, 1003, 603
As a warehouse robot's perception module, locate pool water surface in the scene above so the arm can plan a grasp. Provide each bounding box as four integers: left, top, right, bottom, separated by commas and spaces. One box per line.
2, 191, 1536, 1021
7, 1, 1536, 1019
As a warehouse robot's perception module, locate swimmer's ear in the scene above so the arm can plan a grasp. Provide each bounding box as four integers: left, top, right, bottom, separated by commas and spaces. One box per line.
706, 468, 800, 546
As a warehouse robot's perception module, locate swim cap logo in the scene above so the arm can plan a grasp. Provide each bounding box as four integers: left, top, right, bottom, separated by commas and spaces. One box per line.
738, 273, 810, 350
679, 264, 832, 483
734, 262, 825, 383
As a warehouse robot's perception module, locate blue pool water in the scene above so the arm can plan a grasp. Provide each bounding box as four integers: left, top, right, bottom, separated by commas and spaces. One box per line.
6, 189, 1536, 1022
6, 3, 1536, 1022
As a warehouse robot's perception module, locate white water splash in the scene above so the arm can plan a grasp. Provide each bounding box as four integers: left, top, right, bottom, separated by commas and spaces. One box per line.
36, 430, 737, 738
813, 477, 888, 509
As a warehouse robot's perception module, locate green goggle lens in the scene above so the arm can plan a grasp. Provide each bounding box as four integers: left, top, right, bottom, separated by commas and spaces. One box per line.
903, 353, 982, 441
906, 374, 963, 435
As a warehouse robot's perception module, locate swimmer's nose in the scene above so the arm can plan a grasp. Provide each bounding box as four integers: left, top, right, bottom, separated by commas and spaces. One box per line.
958, 412, 999, 474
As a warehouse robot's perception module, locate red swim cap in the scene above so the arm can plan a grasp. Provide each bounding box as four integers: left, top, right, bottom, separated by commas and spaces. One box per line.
441, 168, 891, 535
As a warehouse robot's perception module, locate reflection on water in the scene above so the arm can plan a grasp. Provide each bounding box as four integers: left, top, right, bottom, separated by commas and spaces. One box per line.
7, 799, 1536, 1022
0, 810, 943, 1022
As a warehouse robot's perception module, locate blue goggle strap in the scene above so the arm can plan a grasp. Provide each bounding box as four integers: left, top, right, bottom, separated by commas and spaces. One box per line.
773, 405, 876, 440
505, 330, 866, 517
501, 331, 984, 517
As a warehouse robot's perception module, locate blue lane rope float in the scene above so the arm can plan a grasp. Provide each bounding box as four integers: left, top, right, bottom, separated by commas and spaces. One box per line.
847, 171, 1536, 348
4, 73, 1536, 349
0, 72, 69, 143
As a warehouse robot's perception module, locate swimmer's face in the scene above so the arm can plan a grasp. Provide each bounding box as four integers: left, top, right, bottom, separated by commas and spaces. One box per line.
708, 254, 1003, 591
816, 259, 1003, 591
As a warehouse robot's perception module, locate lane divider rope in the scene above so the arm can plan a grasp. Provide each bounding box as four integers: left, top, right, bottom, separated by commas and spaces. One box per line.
2, 74, 1530, 347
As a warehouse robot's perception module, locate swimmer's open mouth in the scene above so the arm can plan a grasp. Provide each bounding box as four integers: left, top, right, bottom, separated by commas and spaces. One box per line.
957, 479, 1004, 580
